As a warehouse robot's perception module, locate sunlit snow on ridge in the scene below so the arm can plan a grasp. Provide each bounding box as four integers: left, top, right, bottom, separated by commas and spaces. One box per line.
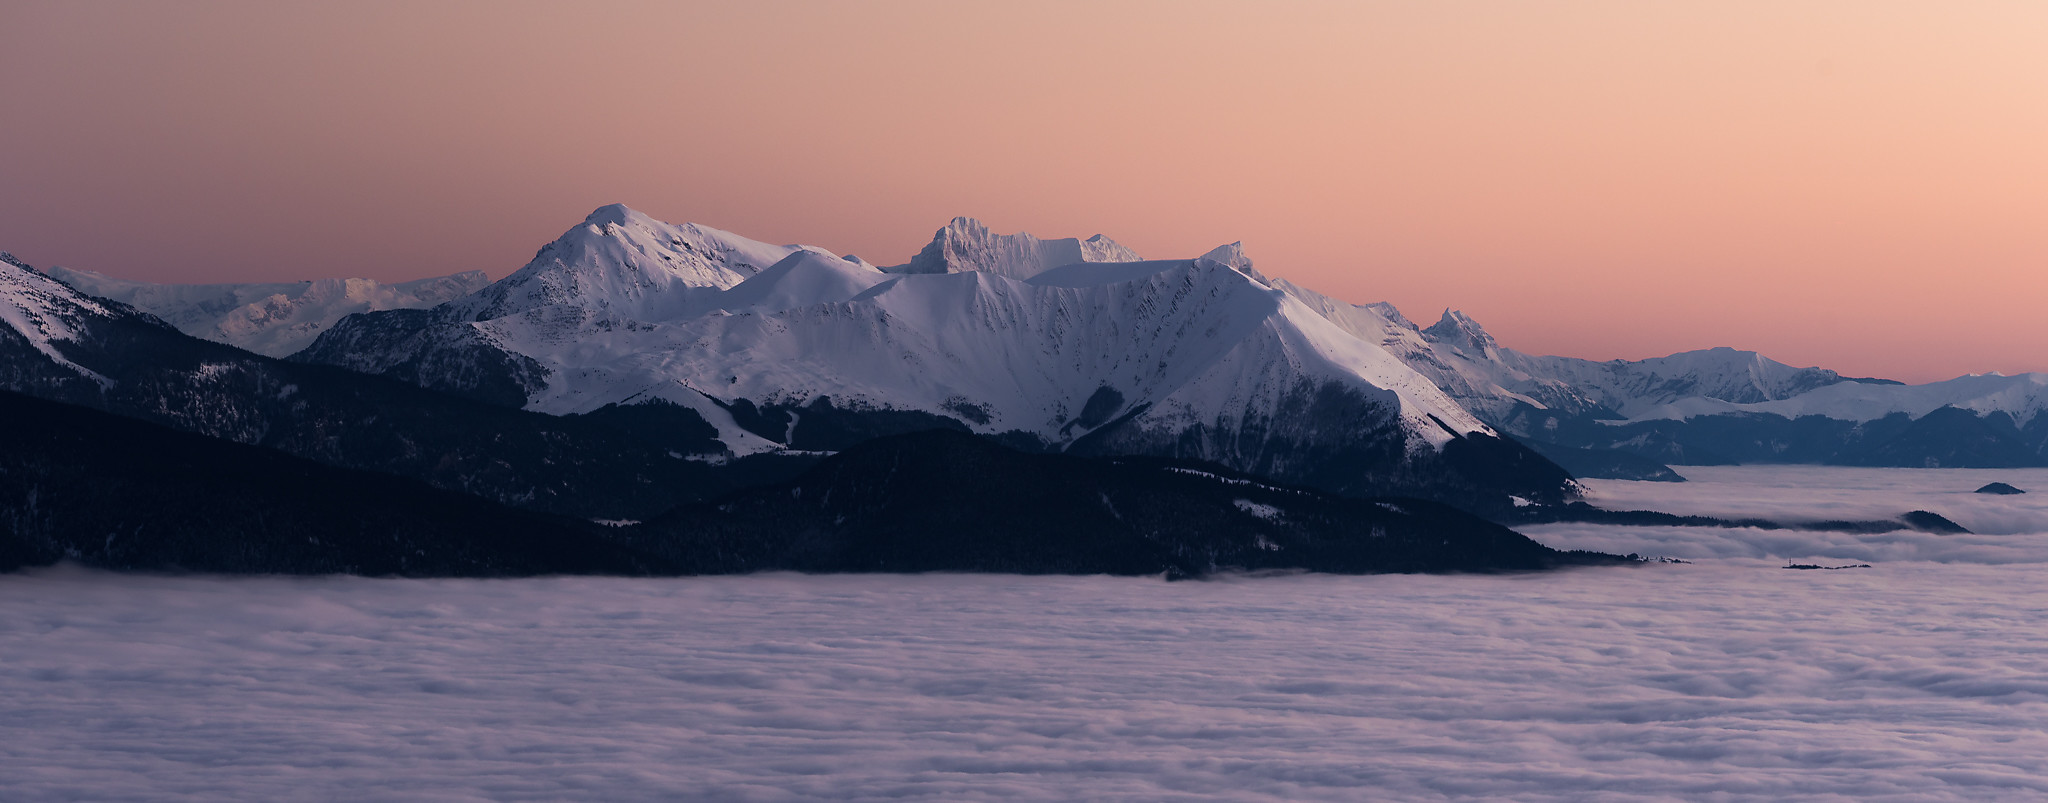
6, 466, 2048, 800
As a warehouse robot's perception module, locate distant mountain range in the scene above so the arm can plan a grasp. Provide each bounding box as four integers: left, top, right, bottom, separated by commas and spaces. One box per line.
1355, 302, 2048, 469
45, 264, 488, 357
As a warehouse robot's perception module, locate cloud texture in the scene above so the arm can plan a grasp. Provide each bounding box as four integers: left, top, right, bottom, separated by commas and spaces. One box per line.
4, 466, 2048, 800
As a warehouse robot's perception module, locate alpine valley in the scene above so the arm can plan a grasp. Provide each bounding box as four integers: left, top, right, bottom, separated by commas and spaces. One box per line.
3, 205, 2038, 575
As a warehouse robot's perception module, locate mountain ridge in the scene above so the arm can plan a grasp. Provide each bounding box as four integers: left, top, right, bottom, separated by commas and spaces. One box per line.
1349, 300, 2048, 467
290, 207, 1578, 509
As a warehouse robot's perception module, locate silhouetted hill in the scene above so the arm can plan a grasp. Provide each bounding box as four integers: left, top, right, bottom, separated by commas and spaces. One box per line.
1, 396, 1628, 578
0, 391, 650, 575
636, 429, 1625, 577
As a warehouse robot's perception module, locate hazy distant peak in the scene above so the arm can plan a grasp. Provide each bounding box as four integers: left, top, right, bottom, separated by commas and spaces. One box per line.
40, 264, 493, 358
1636, 346, 1785, 372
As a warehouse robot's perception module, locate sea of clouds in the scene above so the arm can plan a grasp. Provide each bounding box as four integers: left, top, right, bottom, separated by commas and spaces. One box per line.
1527, 465, 2048, 565
5, 466, 2048, 800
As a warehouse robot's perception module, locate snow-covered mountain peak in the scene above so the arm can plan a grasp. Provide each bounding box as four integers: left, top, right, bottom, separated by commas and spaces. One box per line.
1585, 346, 1856, 410
893, 217, 1141, 279
1423, 309, 1499, 355
447, 206, 834, 323
581, 202, 644, 228
1082, 234, 1140, 262
1199, 242, 1252, 271
714, 249, 889, 314
1196, 241, 1276, 286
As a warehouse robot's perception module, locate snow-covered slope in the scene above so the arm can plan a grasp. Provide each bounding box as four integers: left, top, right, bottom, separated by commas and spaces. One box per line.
524, 256, 1485, 450
0, 252, 119, 384
299, 209, 1575, 505
441, 204, 836, 324
1271, 280, 1602, 423
45, 265, 488, 357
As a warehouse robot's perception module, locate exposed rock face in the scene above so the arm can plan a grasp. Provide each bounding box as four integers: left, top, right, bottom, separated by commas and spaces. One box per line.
636, 429, 1616, 577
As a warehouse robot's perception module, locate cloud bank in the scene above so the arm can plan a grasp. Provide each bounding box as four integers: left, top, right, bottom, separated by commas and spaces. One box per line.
1527, 465, 2048, 565
1586, 465, 2048, 535
4, 466, 2046, 800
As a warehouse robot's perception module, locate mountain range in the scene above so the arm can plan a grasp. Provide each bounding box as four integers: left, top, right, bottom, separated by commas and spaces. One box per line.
288, 204, 1573, 508
4, 205, 2041, 574
1380, 305, 2048, 469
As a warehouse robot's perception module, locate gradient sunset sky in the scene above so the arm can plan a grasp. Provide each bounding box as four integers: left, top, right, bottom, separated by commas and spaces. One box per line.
2, 1, 2042, 383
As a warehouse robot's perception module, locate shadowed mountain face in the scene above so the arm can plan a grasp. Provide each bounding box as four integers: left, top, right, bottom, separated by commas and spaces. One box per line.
0, 392, 1624, 577
0, 254, 817, 521
635, 429, 1616, 577
0, 391, 651, 575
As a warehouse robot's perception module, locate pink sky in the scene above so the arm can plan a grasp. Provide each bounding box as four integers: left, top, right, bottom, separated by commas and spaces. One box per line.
2, 1, 2043, 383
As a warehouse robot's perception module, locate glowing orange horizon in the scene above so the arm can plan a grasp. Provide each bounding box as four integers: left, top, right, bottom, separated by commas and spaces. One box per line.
2, 1, 2042, 384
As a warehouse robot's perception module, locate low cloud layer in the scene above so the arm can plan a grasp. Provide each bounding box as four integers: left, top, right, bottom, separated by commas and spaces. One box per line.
5, 466, 2048, 800
1586, 465, 2048, 536
1529, 465, 2048, 565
